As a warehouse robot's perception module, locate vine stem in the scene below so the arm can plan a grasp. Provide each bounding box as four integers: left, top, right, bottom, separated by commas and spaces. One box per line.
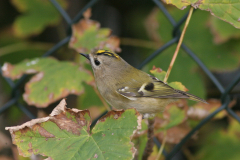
163, 7, 194, 83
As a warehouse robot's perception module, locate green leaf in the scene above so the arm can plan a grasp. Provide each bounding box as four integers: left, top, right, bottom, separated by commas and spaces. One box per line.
2, 57, 93, 107
208, 16, 240, 44
137, 135, 148, 160
163, 0, 240, 29
11, 0, 67, 37
150, 66, 166, 81
69, 19, 121, 54
164, 105, 185, 129
168, 82, 188, 92
78, 82, 103, 109
156, 105, 186, 130
6, 99, 141, 160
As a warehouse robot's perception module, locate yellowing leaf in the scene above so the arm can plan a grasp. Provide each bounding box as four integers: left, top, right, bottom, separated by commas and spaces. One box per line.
11, 0, 67, 37
163, 0, 240, 29
150, 66, 166, 81
169, 82, 188, 92
2, 57, 93, 107
69, 18, 121, 53
6, 99, 142, 160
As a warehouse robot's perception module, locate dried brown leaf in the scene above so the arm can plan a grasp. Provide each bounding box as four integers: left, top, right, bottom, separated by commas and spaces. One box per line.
187, 99, 236, 120
83, 8, 92, 19
156, 122, 197, 144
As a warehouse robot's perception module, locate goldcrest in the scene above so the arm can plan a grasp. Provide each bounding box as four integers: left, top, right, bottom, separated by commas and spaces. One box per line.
80, 50, 206, 115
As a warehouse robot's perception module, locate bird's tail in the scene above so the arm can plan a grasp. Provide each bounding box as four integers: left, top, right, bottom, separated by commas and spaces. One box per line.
185, 92, 208, 104
176, 89, 208, 104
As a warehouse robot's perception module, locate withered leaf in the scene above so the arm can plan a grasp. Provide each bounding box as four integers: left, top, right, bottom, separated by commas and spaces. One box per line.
187, 99, 236, 120
156, 122, 197, 144
6, 99, 142, 160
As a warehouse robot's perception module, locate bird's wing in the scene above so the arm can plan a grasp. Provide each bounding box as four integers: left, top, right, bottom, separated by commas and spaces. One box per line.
117, 80, 189, 99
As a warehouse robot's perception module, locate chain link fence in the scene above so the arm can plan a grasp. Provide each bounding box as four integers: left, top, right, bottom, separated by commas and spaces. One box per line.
1, 0, 240, 159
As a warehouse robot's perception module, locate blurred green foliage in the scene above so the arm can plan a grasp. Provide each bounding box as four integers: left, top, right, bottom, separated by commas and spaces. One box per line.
144, 8, 240, 100
11, 0, 67, 37
1, 0, 240, 160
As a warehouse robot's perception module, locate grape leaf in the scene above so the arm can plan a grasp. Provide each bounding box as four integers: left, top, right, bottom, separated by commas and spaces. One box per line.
6, 99, 142, 160
11, 0, 67, 37
208, 16, 240, 44
69, 18, 121, 54
1, 57, 93, 107
163, 0, 240, 29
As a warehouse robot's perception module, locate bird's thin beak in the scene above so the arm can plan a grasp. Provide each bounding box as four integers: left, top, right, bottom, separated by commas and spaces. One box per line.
79, 53, 90, 60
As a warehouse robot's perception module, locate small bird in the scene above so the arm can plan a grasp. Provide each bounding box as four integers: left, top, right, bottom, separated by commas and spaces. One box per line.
80, 49, 207, 115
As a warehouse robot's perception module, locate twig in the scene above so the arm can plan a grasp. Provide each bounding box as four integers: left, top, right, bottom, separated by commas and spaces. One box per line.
142, 117, 155, 160
155, 130, 167, 160
163, 7, 194, 83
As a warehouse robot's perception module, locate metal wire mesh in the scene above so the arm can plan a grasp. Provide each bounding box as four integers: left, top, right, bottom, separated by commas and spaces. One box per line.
1, 0, 240, 159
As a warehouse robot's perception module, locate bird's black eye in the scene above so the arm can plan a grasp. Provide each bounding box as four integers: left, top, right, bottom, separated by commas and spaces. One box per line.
94, 59, 100, 66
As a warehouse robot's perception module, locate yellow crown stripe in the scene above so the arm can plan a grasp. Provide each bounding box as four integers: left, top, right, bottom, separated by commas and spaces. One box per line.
96, 50, 120, 59
96, 50, 107, 54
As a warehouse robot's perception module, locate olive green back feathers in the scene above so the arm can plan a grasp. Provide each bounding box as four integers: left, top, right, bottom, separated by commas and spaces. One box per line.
81, 49, 207, 112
